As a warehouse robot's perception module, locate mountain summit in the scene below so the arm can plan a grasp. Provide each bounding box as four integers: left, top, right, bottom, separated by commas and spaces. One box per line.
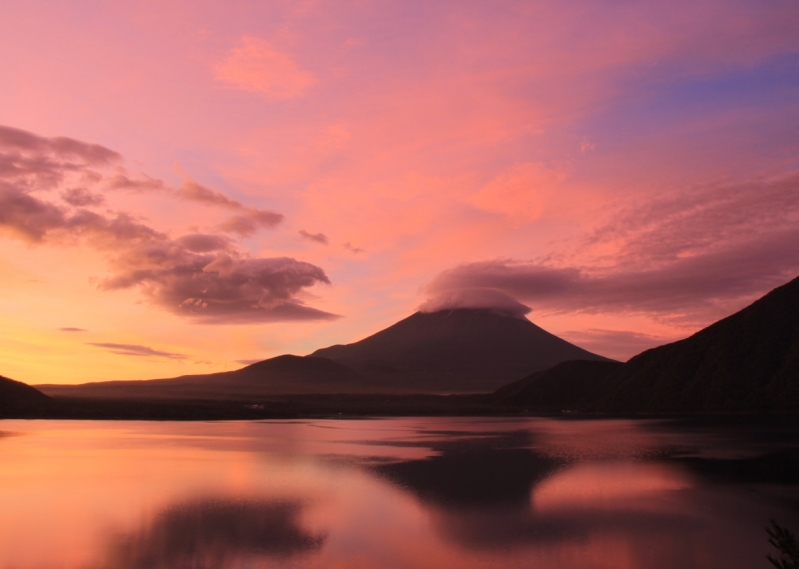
311, 308, 612, 393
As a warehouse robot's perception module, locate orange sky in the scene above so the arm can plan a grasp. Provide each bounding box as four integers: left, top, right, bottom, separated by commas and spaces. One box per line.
1, 0, 798, 384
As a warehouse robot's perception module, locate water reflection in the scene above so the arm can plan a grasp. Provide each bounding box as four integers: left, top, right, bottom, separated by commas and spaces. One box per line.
94, 497, 324, 569
372, 430, 699, 554
0, 418, 798, 569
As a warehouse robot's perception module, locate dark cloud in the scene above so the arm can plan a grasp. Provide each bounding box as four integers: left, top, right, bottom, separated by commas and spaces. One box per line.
298, 230, 328, 245
61, 187, 105, 207
218, 210, 285, 237
88, 342, 187, 359
58, 327, 87, 332
177, 180, 244, 209
0, 186, 68, 241
101, 249, 336, 323
106, 172, 167, 192
175, 180, 284, 234
0, 124, 334, 323
94, 497, 325, 569
174, 233, 231, 253
0, 125, 120, 165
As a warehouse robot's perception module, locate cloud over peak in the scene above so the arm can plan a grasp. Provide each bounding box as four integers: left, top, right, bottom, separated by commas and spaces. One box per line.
419, 287, 532, 319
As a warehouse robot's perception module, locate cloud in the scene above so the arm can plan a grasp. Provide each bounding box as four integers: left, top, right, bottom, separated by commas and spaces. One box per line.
419, 287, 531, 319
344, 242, 364, 254
587, 172, 799, 268
95, 497, 325, 569
425, 237, 799, 326
61, 187, 105, 207
218, 210, 285, 237
214, 36, 315, 99
425, 172, 799, 326
58, 327, 87, 332
0, 125, 120, 166
0, 125, 335, 323
109, 170, 285, 235
298, 229, 328, 245
88, 342, 187, 359
101, 251, 336, 324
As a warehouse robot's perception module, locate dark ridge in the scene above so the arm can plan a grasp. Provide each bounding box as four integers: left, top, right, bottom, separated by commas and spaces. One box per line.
311, 308, 613, 393
489, 275, 799, 415
37, 355, 369, 400
492, 360, 624, 411
597, 274, 799, 413
0, 375, 51, 417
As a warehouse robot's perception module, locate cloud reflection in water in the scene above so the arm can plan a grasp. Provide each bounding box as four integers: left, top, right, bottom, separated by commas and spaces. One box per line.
92, 497, 325, 569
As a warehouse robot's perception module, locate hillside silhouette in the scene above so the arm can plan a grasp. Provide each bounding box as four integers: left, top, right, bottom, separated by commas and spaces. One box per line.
38, 355, 369, 400
0, 375, 51, 416
495, 275, 799, 413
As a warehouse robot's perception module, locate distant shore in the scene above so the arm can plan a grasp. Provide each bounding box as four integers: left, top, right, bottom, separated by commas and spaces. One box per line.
3, 394, 799, 423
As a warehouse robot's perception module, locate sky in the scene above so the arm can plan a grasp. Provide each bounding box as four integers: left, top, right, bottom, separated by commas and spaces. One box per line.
1, 0, 798, 384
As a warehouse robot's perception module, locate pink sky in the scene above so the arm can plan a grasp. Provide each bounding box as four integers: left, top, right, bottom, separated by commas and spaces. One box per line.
1, 0, 798, 384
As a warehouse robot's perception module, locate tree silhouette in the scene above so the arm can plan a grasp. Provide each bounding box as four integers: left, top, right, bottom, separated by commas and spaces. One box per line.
768, 520, 799, 569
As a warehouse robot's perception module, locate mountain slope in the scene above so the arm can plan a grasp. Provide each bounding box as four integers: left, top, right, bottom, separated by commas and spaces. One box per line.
492, 360, 624, 411
597, 275, 799, 413
0, 375, 51, 416
495, 276, 799, 414
38, 355, 368, 400
311, 308, 613, 393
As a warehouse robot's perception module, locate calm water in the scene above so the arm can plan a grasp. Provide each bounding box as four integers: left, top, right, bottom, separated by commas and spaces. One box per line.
1, 418, 798, 569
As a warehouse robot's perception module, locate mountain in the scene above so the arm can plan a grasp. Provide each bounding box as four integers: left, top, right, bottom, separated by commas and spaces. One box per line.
40, 308, 611, 400
37, 355, 369, 400
492, 360, 624, 412
311, 308, 613, 393
598, 275, 799, 413
493, 275, 799, 414
0, 375, 51, 416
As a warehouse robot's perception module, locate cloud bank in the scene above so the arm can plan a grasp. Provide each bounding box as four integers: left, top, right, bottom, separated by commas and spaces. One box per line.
0, 125, 335, 323
425, 172, 799, 326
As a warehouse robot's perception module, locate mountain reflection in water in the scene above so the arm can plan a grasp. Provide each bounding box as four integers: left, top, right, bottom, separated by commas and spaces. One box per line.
0, 418, 797, 569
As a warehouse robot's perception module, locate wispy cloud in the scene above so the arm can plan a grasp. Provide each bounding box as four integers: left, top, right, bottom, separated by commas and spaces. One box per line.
58, 327, 87, 332
88, 342, 187, 359
424, 172, 799, 326
343, 242, 364, 254
214, 37, 315, 99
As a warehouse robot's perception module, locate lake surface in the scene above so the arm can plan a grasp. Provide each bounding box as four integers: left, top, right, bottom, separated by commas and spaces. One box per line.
1, 418, 798, 569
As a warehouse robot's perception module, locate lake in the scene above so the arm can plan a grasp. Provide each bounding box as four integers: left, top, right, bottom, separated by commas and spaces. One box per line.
0, 418, 798, 568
